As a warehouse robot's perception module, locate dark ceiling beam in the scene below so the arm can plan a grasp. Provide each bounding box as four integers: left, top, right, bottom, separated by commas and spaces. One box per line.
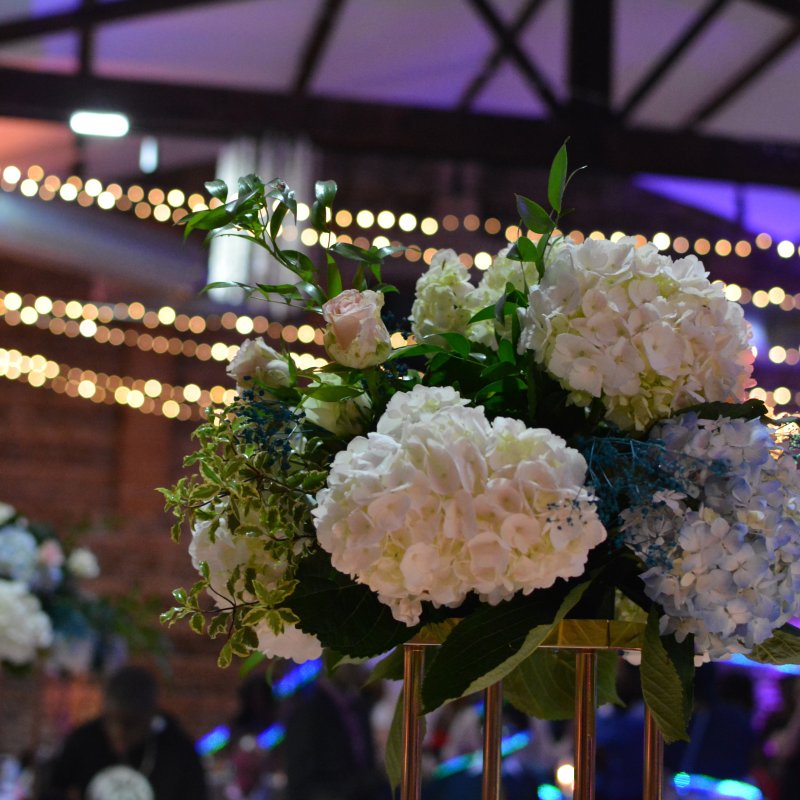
0, 0, 241, 44
458, 0, 547, 110
292, 0, 347, 96
2, 66, 800, 186
686, 20, 800, 127
568, 0, 613, 117
465, 0, 561, 114
749, 0, 800, 22
618, 0, 730, 121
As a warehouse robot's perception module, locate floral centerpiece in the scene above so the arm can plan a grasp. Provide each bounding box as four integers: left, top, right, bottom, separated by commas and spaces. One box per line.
0, 504, 159, 674
161, 146, 800, 756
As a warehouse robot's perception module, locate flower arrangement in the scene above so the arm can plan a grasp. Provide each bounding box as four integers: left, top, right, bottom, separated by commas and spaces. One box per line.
0, 503, 160, 673
161, 146, 800, 752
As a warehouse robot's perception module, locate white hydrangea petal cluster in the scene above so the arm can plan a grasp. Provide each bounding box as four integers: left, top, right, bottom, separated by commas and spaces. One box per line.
410, 247, 538, 350
622, 414, 800, 659
314, 385, 606, 625
517, 238, 755, 431
0, 579, 53, 666
189, 508, 322, 662
410, 249, 476, 340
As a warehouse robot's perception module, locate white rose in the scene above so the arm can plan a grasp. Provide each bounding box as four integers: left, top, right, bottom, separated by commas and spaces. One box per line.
0, 503, 15, 526
227, 338, 291, 393
303, 373, 370, 437
0, 579, 53, 666
67, 547, 100, 580
322, 289, 392, 369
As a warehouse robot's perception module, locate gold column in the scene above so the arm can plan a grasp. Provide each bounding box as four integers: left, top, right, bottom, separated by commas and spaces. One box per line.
643, 705, 664, 800
573, 650, 598, 800
482, 681, 503, 800
400, 642, 428, 800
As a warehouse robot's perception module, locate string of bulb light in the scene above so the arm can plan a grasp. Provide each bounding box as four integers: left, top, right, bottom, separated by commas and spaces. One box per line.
4, 163, 800, 264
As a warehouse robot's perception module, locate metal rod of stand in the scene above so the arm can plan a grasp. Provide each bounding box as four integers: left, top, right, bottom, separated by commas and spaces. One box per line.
400, 643, 427, 800
574, 650, 598, 800
482, 681, 503, 800
643, 705, 664, 800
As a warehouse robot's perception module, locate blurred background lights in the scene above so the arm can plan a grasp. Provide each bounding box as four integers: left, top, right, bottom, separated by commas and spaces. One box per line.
69, 110, 130, 138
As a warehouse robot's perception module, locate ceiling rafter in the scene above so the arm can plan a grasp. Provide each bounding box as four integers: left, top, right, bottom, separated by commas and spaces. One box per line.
292, 0, 348, 96
618, 0, 731, 121
568, 0, 612, 116
458, 0, 547, 111
1, 65, 800, 187
0, 0, 240, 45
686, 20, 800, 128
464, 0, 561, 114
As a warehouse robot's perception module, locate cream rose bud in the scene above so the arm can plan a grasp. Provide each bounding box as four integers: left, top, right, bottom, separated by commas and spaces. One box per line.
227, 338, 292, 392
322, 289, 392, 369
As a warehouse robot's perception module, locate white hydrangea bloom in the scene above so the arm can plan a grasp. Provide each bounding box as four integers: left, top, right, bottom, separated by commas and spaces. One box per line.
622, 414, 800, 659
0, 579, 53, 665
189, 508, 321, 662
314, 385, 606, 625
410, 249, 476, 340
518, 238, 755, 430
66, 547, 101, 580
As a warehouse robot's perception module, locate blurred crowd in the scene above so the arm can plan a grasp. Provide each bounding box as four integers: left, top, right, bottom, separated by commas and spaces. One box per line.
5, 659, 800, 799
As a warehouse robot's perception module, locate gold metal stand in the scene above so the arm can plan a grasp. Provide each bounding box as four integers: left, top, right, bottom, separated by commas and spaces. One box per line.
400, 620, 663, 800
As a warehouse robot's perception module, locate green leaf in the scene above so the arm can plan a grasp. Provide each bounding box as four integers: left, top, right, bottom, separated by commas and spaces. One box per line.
367, 646, 405, 684
315, 179, 337, 207
269, 202, 289, 240
204, 179, 228, 201
747, 624, 800, 664
326, 255, 343, 297
329, 242, 381, 264
640, 607, 693, 743
386, 343, 442, 361
497, 338, 515, 364
285, 551, 419, 657
421, 580, 589, 712
189, 612, 205, 635
217, 641, 233, 668
504, 649, 621, 720
302, 384, 364, 402
547, 141, 569, 214
182, 205, 234, 239
678, 398, 768, 422
437, 332, 471, 357
385, 689, 406, 791
514, 235, 538, 263
515, 194, 553, 235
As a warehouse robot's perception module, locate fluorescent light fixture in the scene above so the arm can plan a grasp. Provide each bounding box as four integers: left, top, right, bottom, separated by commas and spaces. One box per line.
69, 110, 130, 137
139, 136, 159, 173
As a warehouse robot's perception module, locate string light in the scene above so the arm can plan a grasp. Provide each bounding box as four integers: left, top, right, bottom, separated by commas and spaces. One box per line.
3, 162, 800, 263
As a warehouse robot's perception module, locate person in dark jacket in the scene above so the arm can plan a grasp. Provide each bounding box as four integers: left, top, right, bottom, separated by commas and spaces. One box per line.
37, 665, 208, 800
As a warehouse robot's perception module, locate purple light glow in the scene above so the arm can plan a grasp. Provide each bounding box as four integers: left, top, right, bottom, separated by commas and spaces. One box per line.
635, 174, 800, 242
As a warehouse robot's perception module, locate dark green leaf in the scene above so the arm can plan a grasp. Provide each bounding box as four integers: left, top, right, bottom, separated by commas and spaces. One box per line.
437, 332, 471, 357
640, 607, 693, 742
269, 202, 289, 240
329, 242, 381, 264
497, 338, 515, 364
183, 205, 234, 239
516, 194, 553, 234
469, 304, 499, 324
678, 398, 768, 422
367, 646, 405, 684
547, 141, 569, 214
286, 551, 419, 657
315, 179, 337, 207
189, 612, 205, 635
326, 255, 343, 297
385, 689, 407, 791
204, 179, 228, 201
514, 235, 538, 263
421, 580, 589, 711
303, 384, 365, 402
504, 649, 620, 720
386, 343, 442, 361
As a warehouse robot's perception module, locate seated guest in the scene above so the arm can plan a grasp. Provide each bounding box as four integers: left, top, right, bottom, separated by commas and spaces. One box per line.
37, 665, 207, 800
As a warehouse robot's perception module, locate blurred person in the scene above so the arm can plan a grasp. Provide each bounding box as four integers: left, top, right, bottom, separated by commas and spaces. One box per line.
36, 665, 207, 800
284, 664, 390, 800
666, 664, 756, 783
763, 676, 800, 800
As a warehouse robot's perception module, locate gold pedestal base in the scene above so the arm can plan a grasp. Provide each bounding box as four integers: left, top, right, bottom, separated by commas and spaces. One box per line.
399, 620, 662, 800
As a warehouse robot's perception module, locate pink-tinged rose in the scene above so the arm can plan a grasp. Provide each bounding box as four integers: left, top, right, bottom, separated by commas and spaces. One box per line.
322, 289, 391, 368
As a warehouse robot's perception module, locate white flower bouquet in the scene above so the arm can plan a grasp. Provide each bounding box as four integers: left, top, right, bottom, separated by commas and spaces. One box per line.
161, 146, 800, 749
